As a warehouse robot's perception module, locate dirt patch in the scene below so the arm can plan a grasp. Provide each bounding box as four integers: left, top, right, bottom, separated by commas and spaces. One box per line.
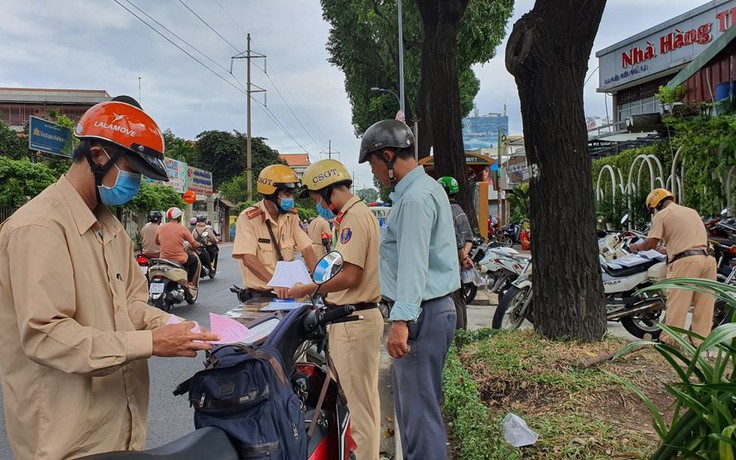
453, 329, 679, 458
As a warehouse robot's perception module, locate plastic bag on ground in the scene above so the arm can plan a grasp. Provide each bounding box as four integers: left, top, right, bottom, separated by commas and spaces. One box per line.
503, 413, 539, 447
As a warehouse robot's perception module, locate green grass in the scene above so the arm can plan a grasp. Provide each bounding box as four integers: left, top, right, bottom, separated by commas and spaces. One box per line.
443, 328, 671, 459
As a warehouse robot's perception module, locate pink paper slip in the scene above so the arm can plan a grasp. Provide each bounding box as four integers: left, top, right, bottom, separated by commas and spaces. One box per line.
165, 315, 201, 333
209, 313, 255, 344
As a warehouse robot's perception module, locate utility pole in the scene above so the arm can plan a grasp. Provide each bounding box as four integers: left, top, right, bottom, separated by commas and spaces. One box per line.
320, 140, 339, 160
232, 34, 266, 201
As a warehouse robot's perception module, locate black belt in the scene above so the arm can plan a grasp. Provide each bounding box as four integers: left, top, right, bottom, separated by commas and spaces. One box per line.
670, 248, 709, 264
328, 302, 378, 311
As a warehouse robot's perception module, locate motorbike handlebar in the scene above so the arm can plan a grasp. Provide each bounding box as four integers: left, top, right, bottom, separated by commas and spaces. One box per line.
319, 305, 356, 326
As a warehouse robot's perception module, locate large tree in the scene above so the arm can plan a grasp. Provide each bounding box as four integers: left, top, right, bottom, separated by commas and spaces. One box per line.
505, 0, 607, 342
321, 0, 512, 223
194, 130, 280, 189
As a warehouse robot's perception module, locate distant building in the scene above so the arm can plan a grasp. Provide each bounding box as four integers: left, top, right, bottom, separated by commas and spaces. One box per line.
279, 153, 310, 178
0, 87, 111, 130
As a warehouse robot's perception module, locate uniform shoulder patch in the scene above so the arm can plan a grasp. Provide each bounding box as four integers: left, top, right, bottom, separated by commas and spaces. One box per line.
340, 227, 352, 244
245, 207, 263, 219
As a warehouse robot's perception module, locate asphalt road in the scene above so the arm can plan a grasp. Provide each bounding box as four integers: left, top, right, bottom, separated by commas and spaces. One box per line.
0, 245, 242, 457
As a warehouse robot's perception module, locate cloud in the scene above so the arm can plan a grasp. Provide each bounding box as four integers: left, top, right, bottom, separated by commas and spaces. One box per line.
0, 0, 711, 189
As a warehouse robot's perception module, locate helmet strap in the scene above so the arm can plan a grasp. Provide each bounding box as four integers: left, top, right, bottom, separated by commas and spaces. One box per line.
86, 148, 121, 187
319, 186, 337, 212
267, 193, 288, 214
381, 151, 398, 189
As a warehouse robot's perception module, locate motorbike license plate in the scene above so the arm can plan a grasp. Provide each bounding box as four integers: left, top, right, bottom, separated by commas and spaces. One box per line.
140, 266, 148, 275
149, 283, 165, 295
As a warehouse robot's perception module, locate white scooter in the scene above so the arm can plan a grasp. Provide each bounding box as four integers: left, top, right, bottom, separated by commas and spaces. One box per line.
147, 253, 201, 312
493, 241, 667, 339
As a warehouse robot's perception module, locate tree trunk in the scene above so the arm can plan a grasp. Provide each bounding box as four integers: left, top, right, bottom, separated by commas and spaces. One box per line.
505, 0, 607, 342
416, 0, 477, 229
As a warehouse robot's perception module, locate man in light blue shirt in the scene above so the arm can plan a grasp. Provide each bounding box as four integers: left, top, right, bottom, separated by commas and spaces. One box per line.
359, 119, 459, 460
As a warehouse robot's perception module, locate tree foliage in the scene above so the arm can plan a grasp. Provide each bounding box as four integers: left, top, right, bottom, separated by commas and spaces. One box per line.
163, 129, 198, 165
356, 187, 379, 202
194, 130, 281, 189
124, 181, 185, 214
321, 0, 513, 138
0, 156, 57, 206
0, 118, 27, 160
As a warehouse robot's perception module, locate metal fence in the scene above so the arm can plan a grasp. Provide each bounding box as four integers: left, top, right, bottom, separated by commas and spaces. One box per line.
0, 205, 19, 223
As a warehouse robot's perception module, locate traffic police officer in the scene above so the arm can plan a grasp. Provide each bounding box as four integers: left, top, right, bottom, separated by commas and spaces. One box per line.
631, 188, 717, 345
232, 164, 317, 298
288, 159, 384, 460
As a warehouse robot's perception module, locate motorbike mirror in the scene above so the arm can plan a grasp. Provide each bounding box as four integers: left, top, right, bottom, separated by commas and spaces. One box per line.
312, 251, 344, 285
722, 208, 729, 217
620, 214, 629, 226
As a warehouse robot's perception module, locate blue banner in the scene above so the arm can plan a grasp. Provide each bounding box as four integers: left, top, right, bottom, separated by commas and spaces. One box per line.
28, 116, 72, 157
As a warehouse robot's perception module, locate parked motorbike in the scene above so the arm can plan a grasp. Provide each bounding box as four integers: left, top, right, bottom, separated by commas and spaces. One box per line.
492, 247, 668, 339
194, 230, 219, 280
147, 255, 201, 312
80, 251, 358, 460
499, 221, 522, 247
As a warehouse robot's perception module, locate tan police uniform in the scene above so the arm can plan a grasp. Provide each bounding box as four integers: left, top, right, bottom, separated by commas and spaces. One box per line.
649, 202, 717, 343
326, 196, 383, 460
307, 215, 331, 260
0, 175, 171, 459
233, 199, 312, 292
139, 222, 160, 257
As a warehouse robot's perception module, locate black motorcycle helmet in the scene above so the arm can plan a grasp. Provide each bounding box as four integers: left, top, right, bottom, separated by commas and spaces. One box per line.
148, 210, 163, 223
196, 215, 207, 223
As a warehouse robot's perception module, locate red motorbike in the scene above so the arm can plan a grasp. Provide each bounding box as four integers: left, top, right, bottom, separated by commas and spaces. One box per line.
81, 251, 357, 460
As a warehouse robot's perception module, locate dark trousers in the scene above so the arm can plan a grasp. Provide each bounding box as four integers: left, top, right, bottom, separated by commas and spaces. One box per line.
184, 253, 198, 282
393, 295, 456, 460
197, 248, 211, 270
451, 288, 467, 330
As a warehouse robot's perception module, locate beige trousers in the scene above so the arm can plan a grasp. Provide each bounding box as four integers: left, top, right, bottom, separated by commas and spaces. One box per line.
328, 308, 384, 460
664, 255, 717, 346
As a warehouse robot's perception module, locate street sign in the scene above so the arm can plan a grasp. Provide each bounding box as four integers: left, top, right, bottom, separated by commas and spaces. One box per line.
28, 116, 72, 157
187, 166, 213, 195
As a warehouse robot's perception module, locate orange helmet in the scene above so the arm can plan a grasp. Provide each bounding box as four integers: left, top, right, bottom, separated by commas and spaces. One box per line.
74, 100, 168, 181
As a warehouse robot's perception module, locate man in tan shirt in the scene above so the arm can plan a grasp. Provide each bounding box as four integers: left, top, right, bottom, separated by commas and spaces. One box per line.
308, 214, 332, 259
139, 210, 162, 257
631, 188, 716, 345
156, 207, 201, 283
289, 159, 383, 460
232, 164, 316, 298
0, 99, 218, 460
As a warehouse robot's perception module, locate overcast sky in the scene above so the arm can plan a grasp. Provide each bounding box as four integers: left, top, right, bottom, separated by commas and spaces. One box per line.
0, 0, 708, 190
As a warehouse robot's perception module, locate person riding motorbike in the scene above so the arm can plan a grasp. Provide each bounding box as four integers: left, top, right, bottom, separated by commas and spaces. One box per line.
140, 210, 162, 258
156, 207, 202, 284
192, 215, 219, 273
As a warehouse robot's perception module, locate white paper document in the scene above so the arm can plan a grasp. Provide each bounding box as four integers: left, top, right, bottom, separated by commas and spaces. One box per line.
260, 299, 309, 312
267, 260, 312, 288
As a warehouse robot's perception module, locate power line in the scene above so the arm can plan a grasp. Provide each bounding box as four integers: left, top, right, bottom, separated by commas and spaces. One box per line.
114, 0, 247, 96
125, 0, 246, 93
252, 98, 313, 155
178, 0, 241, 53
584, 65, 600, 86
212, 0, 249, 39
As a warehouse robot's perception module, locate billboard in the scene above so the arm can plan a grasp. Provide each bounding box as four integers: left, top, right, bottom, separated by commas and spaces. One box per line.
187, 166, 213, 195
597, 0, 736, 92
28, 116, 72, 157
462, 114, 508, 152
146, 157, 188, 193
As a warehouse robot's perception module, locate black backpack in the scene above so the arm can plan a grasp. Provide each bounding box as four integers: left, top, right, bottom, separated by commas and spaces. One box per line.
178, 344, 307, 460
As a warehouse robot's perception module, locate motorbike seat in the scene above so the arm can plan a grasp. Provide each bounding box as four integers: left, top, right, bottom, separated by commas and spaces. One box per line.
150, 258, 185, 270
601, 259, 659, 278
75, 427, 238, 459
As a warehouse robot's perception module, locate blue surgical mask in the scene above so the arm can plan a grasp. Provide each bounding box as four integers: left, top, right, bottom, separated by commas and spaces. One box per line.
279, 196, 295, 213
98, 166, 141, 206
316, 202, 335, 220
